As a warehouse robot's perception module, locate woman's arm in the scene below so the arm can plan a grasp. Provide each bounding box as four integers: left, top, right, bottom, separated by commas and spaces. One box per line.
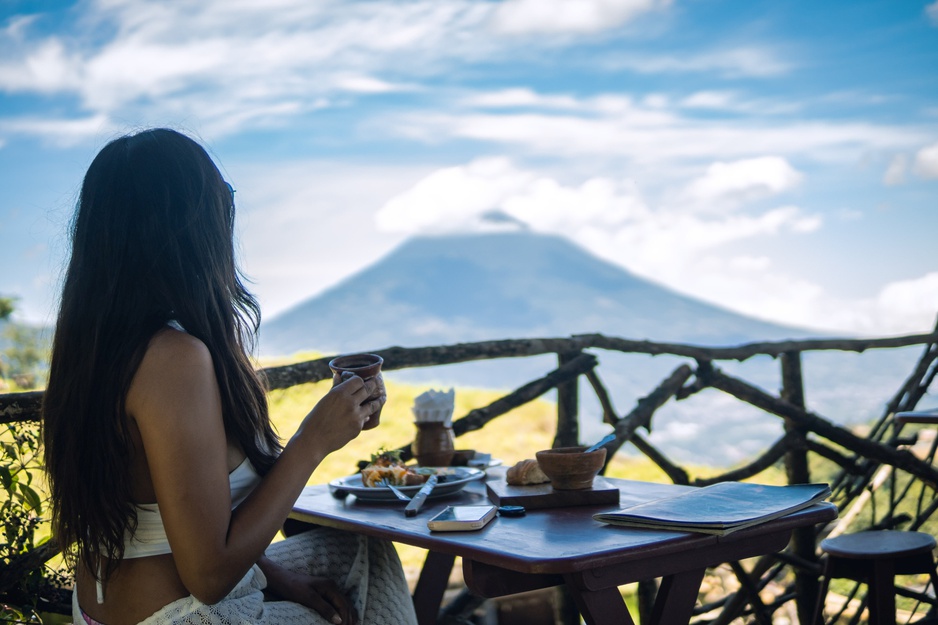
128, 329, 378, 604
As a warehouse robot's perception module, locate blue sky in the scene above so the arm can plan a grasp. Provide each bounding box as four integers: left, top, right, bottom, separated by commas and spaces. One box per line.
1, 0, 936, 337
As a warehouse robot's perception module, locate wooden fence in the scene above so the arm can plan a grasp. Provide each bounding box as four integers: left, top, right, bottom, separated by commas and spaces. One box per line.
3, 323, 938, 623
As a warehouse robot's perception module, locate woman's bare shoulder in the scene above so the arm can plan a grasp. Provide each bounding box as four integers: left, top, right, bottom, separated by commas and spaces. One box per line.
144, 326, 209, 357
127, 328, 217, 419
143, 326, 211, 365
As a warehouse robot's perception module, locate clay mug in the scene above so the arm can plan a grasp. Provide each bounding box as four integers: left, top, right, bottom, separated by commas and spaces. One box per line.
329, 353, 385, 430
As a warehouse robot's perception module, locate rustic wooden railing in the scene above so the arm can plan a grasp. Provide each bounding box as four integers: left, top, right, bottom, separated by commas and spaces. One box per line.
3, 321, 938, 623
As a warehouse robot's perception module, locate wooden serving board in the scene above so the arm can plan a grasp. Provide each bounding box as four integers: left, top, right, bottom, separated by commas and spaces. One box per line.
486, 477, 620, 510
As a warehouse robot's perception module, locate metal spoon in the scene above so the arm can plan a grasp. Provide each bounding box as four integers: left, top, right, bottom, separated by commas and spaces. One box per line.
583, 433, 616, 454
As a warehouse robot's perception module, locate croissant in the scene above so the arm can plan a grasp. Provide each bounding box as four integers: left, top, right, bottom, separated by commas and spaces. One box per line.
506, 459, 550, 486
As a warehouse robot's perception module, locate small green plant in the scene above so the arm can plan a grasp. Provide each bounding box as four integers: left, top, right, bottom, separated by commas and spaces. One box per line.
0, 422, 71, 616
0, 602, 42, 624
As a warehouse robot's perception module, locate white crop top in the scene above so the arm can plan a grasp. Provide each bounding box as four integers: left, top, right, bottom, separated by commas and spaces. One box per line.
122, 457, 261, 559
95, 458, 261, 604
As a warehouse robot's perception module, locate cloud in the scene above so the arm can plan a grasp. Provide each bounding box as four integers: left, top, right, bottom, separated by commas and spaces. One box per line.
375, 156, 815, 243
883, 154, 908, 186
376, 157, 670, 238
0, 30, 84, 92
233, 159, 433, 318
461, 88, 582, 110
681, 156, 803, 210
335, 75, 418, 94
375, 157, 539, 233
874, 272, 938, 333
605, 47, 793, 78
927, 1, 938, 26
681, 91, 738, 110
501, 176, 648, 230
0, 0, 672, 140
0, 1, 913, 171
0, 114, 114, 146
490, 0, 667, 35
679, 90, 800, 115
913, 141, 938, 178
0, 1, 796, 148
608, 251, 936, 337
2, 1, 935, 339
0, 0, 499, 134
376, 156, 827, 331
578, 204, 820, 282
398, 108, 925, 170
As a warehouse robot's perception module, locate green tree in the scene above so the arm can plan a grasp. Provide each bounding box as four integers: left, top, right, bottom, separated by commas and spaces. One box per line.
0, 297, 13, 322
0, 296, 12, 385
0, 296, 49, 390
2, 325, 45, 390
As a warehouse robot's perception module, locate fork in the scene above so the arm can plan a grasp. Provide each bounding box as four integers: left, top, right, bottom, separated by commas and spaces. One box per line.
379, 479, 412, 502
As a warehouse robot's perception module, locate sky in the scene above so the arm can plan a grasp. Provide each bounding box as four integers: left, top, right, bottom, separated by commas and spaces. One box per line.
0, 0, 937, 339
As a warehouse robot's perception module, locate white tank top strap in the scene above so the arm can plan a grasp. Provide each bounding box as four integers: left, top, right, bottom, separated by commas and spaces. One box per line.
166, 319, 185, 332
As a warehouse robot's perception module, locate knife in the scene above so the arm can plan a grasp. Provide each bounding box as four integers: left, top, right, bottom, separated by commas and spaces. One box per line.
405, 474, 438, 517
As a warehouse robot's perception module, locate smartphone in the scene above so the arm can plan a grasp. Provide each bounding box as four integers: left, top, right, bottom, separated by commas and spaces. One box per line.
427, 505, 497, 532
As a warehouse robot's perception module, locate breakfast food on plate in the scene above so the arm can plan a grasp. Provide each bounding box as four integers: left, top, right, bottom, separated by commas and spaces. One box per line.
506, 459, 550, 486
360, 448, 429, 487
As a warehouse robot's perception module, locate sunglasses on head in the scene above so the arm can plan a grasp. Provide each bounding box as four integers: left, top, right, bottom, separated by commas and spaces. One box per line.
224, 181, 235, 207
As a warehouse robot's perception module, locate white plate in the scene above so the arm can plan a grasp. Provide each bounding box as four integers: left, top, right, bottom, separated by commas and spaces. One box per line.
329, 467, 485, 502
468, 458, 503, 469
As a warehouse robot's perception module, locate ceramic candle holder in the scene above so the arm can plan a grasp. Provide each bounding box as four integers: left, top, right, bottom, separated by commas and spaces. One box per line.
412, 421, 455, 467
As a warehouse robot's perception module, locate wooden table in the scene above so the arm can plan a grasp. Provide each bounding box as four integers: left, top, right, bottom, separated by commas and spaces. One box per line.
290, 468, 837, 625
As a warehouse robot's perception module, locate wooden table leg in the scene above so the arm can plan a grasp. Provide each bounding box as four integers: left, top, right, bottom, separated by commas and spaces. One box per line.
563, 574, 636, 625
648, 568, 706, 625
412, 550, 456, 625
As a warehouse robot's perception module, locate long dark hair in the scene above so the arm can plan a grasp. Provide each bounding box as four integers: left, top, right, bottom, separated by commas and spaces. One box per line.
42, 128, 280, 575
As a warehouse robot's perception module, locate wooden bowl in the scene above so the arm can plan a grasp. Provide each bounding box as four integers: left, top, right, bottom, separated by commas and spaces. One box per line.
535, 446, 606, 490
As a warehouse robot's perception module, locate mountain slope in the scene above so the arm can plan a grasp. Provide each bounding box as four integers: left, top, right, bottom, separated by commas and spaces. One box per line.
257, 232, 921, 467
259, 232, 809, 356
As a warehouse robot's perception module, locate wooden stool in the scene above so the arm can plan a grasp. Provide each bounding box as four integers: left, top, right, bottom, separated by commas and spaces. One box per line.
813, 530, 938, 625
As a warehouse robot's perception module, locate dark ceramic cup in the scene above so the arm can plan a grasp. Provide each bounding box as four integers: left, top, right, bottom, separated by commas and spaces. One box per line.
329, 353, 385, 429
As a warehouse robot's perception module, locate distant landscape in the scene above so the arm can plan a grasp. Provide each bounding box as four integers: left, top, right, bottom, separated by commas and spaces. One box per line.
260, 232, 928, 466
260, 231, 813, 355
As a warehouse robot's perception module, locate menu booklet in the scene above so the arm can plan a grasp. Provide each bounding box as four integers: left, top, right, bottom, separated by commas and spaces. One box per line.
593, 481, 832, 536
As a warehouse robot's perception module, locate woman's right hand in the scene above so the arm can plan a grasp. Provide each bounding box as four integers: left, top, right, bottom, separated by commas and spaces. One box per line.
300, 374, 381, 454
261, 556, 357, 625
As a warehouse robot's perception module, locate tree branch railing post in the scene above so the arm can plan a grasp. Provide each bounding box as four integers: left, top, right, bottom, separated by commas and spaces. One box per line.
552, 350, 583, 625
553, 350, 581, 449
779, 350, 819, 625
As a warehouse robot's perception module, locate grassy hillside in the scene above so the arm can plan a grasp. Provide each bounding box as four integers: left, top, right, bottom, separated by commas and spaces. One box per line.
266, 370, 688, 485
268, 374, 561, 483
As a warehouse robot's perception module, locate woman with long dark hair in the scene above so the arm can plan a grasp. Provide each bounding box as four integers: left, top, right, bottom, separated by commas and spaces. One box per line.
42, 128, 417, 625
